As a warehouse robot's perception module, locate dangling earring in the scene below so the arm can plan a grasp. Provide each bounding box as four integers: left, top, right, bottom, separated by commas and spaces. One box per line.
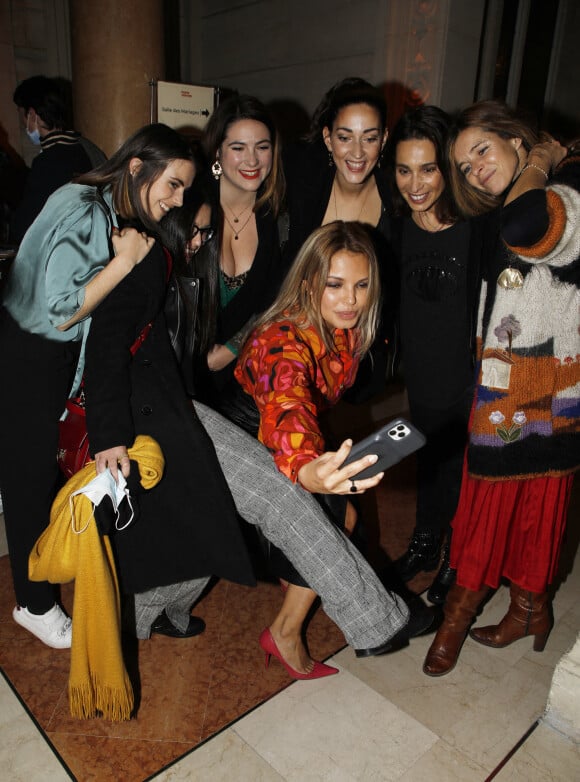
328, 151, 334, 168
211, 159, 222, 180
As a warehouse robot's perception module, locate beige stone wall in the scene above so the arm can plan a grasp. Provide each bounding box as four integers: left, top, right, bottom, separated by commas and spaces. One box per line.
186, 0, 383, 116
182, 0, 485, 130
0, 0, 21, 161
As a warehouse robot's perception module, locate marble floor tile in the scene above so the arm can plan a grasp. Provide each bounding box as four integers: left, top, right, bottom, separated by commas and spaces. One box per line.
398, 739, 488, 781
153, 729, 284, 781
0, 673, 71, 781
337, 632, 513, 740
493, 721, 580, 781
445, 665, 555, 771
233, 666, 438, 781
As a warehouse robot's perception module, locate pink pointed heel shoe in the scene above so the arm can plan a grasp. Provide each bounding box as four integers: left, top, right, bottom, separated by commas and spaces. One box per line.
259, 628, 339, 680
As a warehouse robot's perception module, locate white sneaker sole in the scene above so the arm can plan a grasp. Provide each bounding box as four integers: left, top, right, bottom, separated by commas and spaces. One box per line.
12, 605, 72, 649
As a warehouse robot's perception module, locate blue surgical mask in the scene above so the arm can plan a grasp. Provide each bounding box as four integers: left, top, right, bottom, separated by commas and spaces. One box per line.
26, 128, 41, 145
26, 114, 41, 146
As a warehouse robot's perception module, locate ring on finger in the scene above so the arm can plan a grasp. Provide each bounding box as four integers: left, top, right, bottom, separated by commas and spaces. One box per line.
350, 479, 357, 493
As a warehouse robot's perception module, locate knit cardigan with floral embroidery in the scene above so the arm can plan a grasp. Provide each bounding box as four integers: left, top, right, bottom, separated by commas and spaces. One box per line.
467, 153, 580, 480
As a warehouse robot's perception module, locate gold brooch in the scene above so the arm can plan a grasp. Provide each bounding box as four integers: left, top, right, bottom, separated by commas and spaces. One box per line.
497, 267, 524, 289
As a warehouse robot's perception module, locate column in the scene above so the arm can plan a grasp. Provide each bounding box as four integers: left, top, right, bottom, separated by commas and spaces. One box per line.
69, 0, 164, 157
381, 0, 486, 122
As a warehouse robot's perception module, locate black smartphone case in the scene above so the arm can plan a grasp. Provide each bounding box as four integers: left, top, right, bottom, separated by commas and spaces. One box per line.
341, 418, 426, 480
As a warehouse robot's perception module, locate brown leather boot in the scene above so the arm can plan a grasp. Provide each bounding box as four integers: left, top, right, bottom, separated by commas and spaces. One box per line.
423, 584, 488, 676
469, 583, 552, 651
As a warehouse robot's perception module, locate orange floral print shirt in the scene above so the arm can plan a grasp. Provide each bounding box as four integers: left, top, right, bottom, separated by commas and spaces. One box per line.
235, 319, 360, 483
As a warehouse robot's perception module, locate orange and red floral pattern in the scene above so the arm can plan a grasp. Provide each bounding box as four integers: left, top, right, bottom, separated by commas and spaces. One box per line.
235, 320, 359, 482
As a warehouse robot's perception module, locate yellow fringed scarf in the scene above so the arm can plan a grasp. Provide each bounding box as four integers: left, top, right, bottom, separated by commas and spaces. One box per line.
29, 435, 165, 721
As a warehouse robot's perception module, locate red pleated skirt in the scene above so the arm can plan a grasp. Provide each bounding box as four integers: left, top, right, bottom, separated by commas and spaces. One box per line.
450, 458, 575, 592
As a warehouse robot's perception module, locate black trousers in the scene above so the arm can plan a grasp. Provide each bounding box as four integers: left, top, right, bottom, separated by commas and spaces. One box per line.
408, 388, 473, 538
0, 309, 79, 610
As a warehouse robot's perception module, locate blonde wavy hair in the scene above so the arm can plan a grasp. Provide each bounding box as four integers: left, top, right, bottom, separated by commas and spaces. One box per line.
251, 221, 381, 357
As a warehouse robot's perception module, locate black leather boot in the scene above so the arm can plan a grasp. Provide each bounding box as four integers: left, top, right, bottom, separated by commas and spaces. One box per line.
427, 542, 456, 605
395, 529, 441, 581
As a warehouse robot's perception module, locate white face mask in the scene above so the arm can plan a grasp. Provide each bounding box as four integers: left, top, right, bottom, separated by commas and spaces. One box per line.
69, 468, 134, 532
26, 113, 41, 146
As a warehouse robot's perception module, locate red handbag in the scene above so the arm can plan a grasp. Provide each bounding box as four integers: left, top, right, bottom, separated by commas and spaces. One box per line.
57, 323, 153, 478
57, 247, 173, 478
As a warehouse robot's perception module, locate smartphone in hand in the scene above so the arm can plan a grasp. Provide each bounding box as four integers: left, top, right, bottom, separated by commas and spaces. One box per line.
341, 418, 426, 480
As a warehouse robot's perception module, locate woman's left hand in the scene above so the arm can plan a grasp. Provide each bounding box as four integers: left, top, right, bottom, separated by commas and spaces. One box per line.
297, 439, 384, 495
528, 139, 567, 173
94, 446, 131, 480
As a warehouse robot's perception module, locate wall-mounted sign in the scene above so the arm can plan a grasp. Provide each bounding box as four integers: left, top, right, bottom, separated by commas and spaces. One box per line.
156, 80, 215, 132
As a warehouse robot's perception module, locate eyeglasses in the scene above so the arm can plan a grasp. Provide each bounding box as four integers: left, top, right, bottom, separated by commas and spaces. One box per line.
191, 224, 214, 244
185, 224, 214, 259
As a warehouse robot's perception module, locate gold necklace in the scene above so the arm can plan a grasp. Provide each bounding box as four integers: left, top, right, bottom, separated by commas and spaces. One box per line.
223, 210, 253, 240
333, 179, 372, 221
223, 201, 252, 224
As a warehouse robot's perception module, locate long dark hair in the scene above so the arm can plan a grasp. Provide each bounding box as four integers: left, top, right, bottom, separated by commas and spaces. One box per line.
202, 94, 285, 216
75, 123, 195, 234
387, 105, 458, 224
305, 77, 388, 144
162, 174, 220, 355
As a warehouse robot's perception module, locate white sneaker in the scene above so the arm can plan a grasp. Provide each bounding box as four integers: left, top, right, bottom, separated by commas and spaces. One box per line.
13, 604, 72, 649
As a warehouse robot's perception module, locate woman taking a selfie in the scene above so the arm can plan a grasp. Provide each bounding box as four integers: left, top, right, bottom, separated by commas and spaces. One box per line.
232, 221, 434, 679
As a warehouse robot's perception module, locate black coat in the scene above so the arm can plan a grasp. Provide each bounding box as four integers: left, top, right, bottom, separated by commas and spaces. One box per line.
11, 135, 95, 243
84, 241, 255, 594
283, 140, 393, 263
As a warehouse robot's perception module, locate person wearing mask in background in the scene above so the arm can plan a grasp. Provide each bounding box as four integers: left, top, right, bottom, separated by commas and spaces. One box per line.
11, 75, 106, 243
